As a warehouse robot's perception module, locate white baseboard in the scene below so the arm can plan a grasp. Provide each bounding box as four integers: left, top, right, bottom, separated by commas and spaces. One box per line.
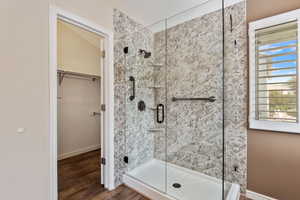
58, 144, 100, 160
246, 190, 278, 200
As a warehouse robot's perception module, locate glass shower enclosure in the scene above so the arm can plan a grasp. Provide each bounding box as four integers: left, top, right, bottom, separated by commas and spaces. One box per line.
121, 0, 241, 199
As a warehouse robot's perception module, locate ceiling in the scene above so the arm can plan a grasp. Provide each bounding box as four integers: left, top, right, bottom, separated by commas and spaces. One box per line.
112, 0, 211, 26
112, 0, 242, 32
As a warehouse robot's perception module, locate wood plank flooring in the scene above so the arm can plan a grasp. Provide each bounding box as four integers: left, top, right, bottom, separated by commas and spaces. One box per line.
58, 150, 149, 200
240, 196, 251, 200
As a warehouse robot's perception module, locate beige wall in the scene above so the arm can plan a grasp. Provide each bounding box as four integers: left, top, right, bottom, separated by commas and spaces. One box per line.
57, 20, 102, 76
0, 0, 50, 200
248, 130, 300, 200
247, 1, 300, 199
247, 0, 300, 22
0, 1, 113, 200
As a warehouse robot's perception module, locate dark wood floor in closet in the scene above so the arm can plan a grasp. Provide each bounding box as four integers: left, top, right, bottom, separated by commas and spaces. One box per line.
58, 150, 149, 200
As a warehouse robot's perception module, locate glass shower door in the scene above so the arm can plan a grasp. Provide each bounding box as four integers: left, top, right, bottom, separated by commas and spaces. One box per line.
122, 0, 228, 198
163, 1, 225, 200
124, 20, 168, 194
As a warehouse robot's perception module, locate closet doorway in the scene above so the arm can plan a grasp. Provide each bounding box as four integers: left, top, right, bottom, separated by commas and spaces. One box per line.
56, 18, 105, 199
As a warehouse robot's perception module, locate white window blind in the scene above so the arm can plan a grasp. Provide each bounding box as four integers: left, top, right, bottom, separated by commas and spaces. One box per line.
249, 9, 300, 133
255, 21, 298, 123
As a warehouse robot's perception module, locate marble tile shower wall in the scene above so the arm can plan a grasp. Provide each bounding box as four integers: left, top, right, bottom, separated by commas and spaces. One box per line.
113, 9, 156, 186
153, 1, 247, 192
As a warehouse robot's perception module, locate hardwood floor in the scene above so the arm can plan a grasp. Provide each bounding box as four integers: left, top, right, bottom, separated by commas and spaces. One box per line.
58, 150, 149, 200
240, 195, 251, 200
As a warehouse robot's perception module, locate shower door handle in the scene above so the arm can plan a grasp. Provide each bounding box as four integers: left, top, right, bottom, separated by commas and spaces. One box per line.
129, 76, 135, 101
157, 104, 164, 124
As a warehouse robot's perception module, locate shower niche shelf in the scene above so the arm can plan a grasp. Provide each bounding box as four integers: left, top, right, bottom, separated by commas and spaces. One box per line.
148, 128, 164, 132
148, 106, 157, 110
147, 86, 164, 89
149, 63, 163, 68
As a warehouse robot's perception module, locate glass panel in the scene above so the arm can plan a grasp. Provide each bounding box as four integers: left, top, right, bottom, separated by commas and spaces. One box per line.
122, 0, 246, 199
124, 19, 168, 193
164, 0, 225, 199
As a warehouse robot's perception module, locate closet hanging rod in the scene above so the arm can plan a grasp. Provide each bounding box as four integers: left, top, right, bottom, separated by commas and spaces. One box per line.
57, 70, 100, 79
57, 70, 100, 85
57, 70, 101, 79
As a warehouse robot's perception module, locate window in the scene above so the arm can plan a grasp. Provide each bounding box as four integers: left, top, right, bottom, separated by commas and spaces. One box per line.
249, 9, 300, 133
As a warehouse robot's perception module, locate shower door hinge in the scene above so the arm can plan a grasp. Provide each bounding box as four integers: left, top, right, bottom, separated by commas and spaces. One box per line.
101, 50, 106, 58
101, 157, 106, 165
101, 104, 106, 111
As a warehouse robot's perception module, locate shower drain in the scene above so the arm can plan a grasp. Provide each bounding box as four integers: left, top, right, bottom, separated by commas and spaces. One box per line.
172, 183, 182, 189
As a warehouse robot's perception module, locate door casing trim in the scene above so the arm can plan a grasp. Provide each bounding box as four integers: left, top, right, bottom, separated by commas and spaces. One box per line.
49, 6, 115, 200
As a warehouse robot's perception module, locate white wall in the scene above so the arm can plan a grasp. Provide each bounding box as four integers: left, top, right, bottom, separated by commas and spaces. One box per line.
54, 0, 115, 31
58, 77, 101, 160
0, 1, 108, 200
0, 1, 50, 200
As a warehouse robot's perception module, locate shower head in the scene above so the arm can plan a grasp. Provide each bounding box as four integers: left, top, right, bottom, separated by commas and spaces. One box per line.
139, 49, 151, 59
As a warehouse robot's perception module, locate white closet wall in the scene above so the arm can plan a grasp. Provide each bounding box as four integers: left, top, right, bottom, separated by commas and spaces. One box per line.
58, 77, 101, 160
57, 19, 103, 160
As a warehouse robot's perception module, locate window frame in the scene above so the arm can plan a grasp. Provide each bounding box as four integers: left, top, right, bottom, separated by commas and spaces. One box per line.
249, 9, 300, 133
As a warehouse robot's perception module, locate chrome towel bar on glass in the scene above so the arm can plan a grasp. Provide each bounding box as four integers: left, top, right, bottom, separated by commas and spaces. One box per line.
172, 96, 216, 102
